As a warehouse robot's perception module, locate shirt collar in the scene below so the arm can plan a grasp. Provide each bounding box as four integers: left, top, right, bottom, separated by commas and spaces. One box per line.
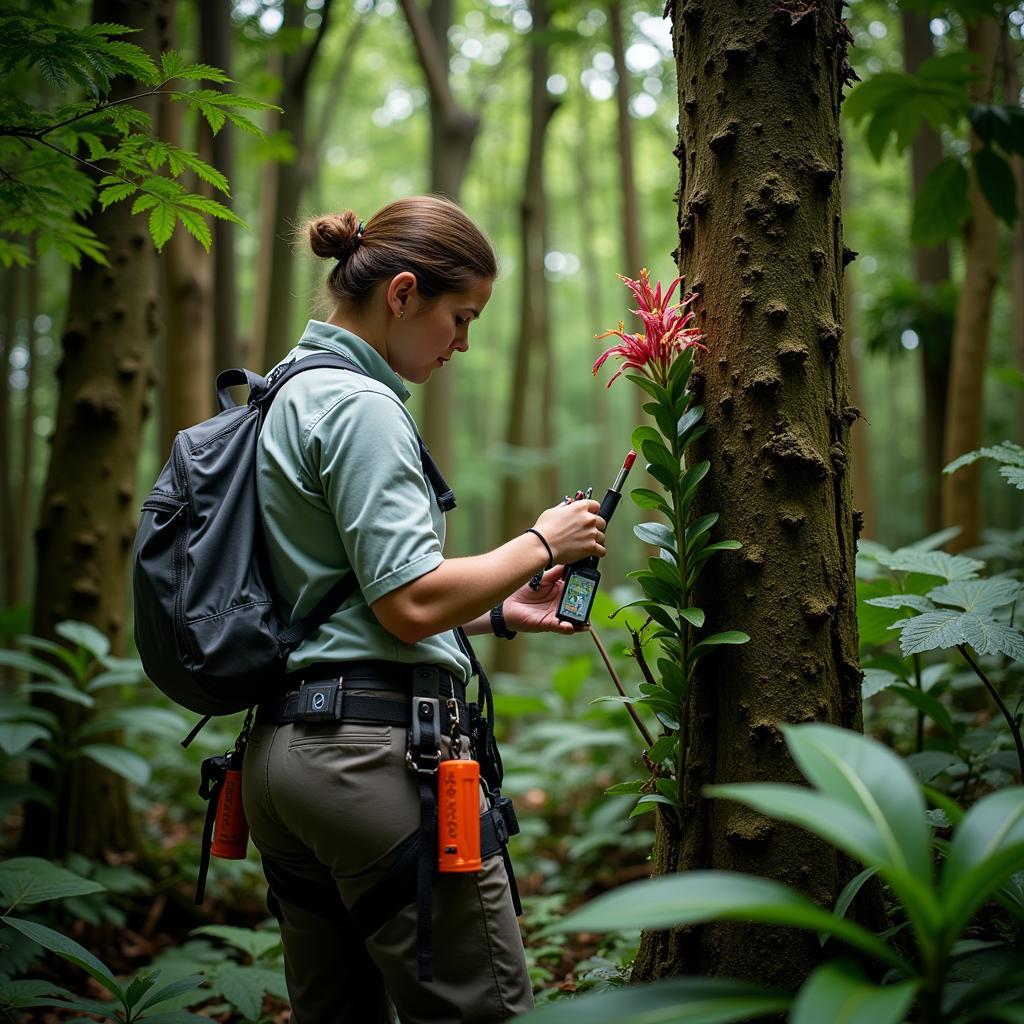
296, 319, 411, 404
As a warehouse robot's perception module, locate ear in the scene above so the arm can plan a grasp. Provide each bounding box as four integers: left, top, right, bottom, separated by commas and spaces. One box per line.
387, 272, 418, 316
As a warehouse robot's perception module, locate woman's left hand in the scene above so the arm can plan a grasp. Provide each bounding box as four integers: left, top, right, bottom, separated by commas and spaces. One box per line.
503, 566, 583, 635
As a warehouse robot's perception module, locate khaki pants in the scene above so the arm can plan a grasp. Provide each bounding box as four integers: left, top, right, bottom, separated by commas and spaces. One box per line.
241, 706, 534, 1024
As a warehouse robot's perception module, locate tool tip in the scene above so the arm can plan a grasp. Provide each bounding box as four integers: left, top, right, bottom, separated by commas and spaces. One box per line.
623, 450, 637, 469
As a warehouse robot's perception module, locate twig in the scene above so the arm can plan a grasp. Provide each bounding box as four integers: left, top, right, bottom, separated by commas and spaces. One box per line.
957, 643, 1024, 780
589, 624, 657, 757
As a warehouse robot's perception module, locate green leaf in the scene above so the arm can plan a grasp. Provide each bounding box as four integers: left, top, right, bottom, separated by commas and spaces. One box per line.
634, 522, 677, 553
685, 513, 719, 553
631, 425, 663, 451
98, 181, 136, 209
819, 867, 880, 946
75, 744, 151, 785
625, 374, 671, 405
680, 607, 705, 628
134, 974, 206, 1015
877, 548, 985, 583
889, 684, 955, 736
904, 750, 965, 783
940, 788, 1024, 944
790, 960, 917, 1024
912, 157, 969, 246
55, 620, 110, 660
604, 779, 646, 795
539, 871, 905, 970
865, 594, 935, 613
0, 858, 105, 908
516, 976, 790, 1024
74, 706, 189, 741
892, 609, 1024, 661
641, 438, 677, 476
0, 650, 73, 687
689, 631, 749, 665
862, 668, 899, 699
944, 441, 1024, 476
644, 460, 677, 491
206, 962, 279, 1020
646, 735, 677, 763
974, 147, 1018, 226
22, 682, 94, 707
2, 917, 124, 1001
124, 972, 157, 1010
928, 578, 1023, 614
677, 404, 705, 443
191, 925, 283, 962
148, 203, 175, 251
679, 460, 711, 500
0, 722, 50, 757
630, 488, 672, 515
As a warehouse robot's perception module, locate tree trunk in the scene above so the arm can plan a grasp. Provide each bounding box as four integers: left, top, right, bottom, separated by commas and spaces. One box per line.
159, 45, 213, 451
401, 0, 481, 470
941, 21, 1000, 552
22, 0, 168, 858
903, 11, 952, 535
1006, 37, 1024, 442
260, 0, 335, 370
2, 266, 19, 609
631, 0, 863, 988
199, 0, 240, 373
14, 257, 40, 607
610, 0, 648, 435
495, 0, 557, 676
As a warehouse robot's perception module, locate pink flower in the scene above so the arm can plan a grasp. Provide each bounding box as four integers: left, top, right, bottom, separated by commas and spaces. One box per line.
593, 268, 706, 388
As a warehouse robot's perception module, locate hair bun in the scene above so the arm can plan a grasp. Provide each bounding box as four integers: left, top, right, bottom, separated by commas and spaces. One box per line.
309, 211, 363, 260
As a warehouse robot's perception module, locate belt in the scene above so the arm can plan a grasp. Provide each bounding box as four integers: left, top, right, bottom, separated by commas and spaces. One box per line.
284, 659, 463, 692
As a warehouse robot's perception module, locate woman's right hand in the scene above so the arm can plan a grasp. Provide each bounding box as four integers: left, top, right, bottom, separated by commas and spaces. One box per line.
531, 500, 606, 565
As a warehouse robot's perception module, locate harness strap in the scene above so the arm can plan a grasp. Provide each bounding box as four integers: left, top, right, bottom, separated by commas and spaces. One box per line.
195, 753, 230, 904
254, 690, 469, 733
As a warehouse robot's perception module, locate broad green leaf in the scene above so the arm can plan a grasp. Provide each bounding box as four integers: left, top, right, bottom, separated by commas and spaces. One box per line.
892, 609, 1024, 661
0, 858, 105, 908
689, 631, 749, 664
75, 707, 189, 740
876, 548, 983, 583
517, 976, 790, 1024
631, 425, 663, 451
645, 460, 677, 491
55, 620, 110, 660
646, 735, 677, 763
904, 750, 965, 783
680, 608, 705, 628
0, 650, 72, 687
944, 441, 1024, 476
149, 203, 175, 251
781, 724, 932, 883
889, 684, 955, 736
625, 374, 671, 405
189, 925, 283, 962
640, 439, 676, 478
76, 744, 151, 785
22, 682, 94, 707
3, 916, 123, 1000
790, 960, 917, 1024
124, 972, 157, 1009
0, 722, 50, 757
605, 779, 646, 795
679, 460, 711, 500
631, 488, 672, 515
940, 788, 1024, 943
206, 963, 285, 1019
635, 522, 677, 553
540, 871, 905, 970
677, 405, 705, 442
974, 146, 1018, 225
911, 157, 969, 245
862, 668, 899, 699
709, 782, 940, 936
865, 594, 935, 613
928, 578, 1023, 614
685, 514, 719, 553
0, 978, 75, 1009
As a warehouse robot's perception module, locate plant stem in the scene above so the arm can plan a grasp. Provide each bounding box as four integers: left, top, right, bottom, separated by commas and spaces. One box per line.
957, 644, 1024, 780
913, 653, 924, 753
589, 625, 657, 754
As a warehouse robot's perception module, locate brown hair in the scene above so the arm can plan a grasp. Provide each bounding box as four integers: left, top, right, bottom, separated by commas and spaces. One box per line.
307, 196, 497, 309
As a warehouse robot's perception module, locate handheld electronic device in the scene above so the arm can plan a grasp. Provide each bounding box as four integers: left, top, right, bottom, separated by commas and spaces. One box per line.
556, 451, 637, 628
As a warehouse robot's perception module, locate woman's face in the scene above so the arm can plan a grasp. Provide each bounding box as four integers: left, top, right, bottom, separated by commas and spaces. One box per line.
386, 274, 493, 384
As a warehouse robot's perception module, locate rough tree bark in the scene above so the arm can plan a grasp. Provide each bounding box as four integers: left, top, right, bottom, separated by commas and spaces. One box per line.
941, 21, 1000, 552
1006, 36, 1024, 441
903, 11, 953, 535
23, 0, 168, 858
631, 0, 864, 988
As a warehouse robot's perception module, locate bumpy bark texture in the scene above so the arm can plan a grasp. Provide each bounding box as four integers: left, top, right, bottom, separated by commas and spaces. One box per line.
24, 0, 168, 858
631, 0, 864, 988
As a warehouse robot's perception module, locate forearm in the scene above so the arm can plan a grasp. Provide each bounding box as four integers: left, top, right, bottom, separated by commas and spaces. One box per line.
461, 611, 495, 636
378, 532, 549, 644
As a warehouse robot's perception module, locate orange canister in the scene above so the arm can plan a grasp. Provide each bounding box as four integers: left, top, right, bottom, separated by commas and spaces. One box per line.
437, 758, 482, 873
211, 766, 249, 859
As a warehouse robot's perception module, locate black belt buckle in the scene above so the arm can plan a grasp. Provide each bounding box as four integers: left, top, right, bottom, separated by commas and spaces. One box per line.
298, 680, 344, 722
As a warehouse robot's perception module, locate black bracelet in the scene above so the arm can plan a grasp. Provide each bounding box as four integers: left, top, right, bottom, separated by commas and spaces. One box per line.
524, 528, 554, 571
490, 602, 517, 639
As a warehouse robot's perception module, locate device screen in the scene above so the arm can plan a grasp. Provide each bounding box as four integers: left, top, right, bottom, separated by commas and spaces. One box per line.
559, 572, 597, 622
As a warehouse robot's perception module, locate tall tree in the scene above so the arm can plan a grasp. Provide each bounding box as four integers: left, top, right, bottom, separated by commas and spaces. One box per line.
199, 0, 239, 373
941, 21, 1000, 551
1006, 35, 1024, 441
13, 257, 40, 607
1, 266, 18, 609
631, 0, 864, 987
496, 0, 559, 675
24, 0, 169, 857
400, 0, 483, 468
902, 11, 953, 534
256, 0, 335, 370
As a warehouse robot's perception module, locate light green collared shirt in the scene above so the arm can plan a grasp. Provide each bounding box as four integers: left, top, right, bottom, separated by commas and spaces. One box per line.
256, 320, 472, 683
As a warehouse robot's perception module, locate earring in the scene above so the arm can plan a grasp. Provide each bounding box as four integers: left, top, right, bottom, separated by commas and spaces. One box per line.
398, 309, 405, 319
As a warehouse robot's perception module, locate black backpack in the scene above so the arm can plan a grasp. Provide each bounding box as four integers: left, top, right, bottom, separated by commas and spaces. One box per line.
132, 353, 455, 717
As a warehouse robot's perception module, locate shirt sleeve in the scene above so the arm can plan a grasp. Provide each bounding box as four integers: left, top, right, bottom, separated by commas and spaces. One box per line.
304, 389, 443, 606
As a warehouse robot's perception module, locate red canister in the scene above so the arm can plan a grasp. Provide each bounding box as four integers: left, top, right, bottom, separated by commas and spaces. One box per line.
437, 758, 482, 873
211, 767, 249, 859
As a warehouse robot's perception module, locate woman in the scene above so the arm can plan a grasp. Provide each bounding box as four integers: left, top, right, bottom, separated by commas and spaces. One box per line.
242, 195, 606, 1024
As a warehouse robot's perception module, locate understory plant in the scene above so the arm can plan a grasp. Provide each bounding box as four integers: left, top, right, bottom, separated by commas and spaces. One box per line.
590, 270, 748, 818
520, 723, 1024, 1023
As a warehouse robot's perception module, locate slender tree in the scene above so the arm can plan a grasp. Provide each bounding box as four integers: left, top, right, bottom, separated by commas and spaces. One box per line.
903, 11, 953, 535
1, 266, 17, 609
631, 0, 865, 986
23, 0, 169, 857
941, 21, 1000, 551
1006, 34, 1024, 441
14, 256, 40, 607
